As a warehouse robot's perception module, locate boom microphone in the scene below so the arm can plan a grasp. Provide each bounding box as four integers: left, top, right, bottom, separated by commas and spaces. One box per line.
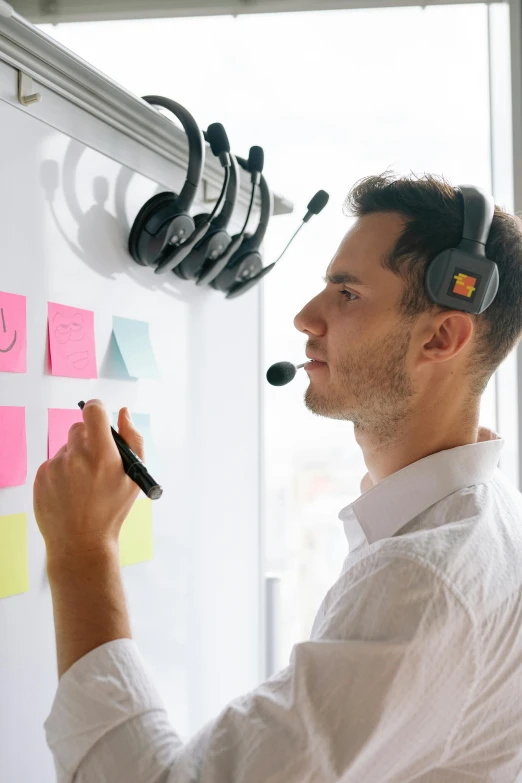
225, 188, 330, 299
266, 361, 306, 386
207, 122, 231, 166
248, 146, 264, 185
304, 190, 329, 222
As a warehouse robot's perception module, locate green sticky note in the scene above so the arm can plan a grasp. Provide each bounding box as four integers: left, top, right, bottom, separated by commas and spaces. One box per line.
0, 513, 29, 598
112, 316, 159, 379
119, 498, 153, 567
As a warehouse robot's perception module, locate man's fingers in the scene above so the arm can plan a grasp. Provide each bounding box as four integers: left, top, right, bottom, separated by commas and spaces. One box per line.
67, 421, 87, 452
81, 399, 118, 459
117, 408, 145, 461
52, 443, 68, 460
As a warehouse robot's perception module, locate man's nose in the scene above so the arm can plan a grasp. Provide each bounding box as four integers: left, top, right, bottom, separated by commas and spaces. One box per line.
293, 294, 324, 335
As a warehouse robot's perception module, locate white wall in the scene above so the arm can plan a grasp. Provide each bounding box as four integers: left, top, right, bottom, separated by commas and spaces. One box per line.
0, 53, 263, 782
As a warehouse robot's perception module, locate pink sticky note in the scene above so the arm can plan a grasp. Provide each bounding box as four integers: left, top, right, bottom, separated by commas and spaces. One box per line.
0, 407, 27, 487
48, 408, 84, 459
48, 302, 97, 379
0, 292, 26, 374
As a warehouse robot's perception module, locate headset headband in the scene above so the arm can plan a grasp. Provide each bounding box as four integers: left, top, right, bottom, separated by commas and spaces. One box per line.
210, 153, 239, 230
236, 155, 273, 250
458, 185, 495, 254
142, 95, 204, 213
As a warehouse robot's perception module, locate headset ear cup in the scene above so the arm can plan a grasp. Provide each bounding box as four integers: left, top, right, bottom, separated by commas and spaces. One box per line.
211, 249, 262, 292
170, 212, 212, 280
207, 233, 244, 291
236, 253, 263, 283
220, 232, 245, 267
175, 231, 215, 282
128, 191, 180, 266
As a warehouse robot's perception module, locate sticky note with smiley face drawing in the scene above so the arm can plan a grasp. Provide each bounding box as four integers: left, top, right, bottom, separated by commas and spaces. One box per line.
0, 291, 26, 373
48, 302, 97, 379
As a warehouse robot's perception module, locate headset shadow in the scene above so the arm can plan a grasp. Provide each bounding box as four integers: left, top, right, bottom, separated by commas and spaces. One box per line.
39, 139, 206, 305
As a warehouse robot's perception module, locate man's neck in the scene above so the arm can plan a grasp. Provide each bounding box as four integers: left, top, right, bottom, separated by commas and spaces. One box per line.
355, 403, 481, 486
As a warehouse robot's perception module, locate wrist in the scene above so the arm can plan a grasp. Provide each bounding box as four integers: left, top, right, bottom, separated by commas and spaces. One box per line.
46, 539, 120, 583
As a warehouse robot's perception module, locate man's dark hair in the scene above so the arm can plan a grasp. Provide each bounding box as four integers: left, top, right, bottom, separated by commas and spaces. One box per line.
344, 172, 522, 397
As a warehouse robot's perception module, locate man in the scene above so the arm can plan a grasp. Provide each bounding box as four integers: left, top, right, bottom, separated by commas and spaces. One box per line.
36, 173, 522, 782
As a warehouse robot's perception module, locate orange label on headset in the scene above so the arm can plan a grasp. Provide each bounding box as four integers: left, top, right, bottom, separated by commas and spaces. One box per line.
452, 272, 477, 298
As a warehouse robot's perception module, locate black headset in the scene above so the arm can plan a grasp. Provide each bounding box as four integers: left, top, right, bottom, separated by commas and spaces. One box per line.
425, 185, 498, 314
195, 146, 265, 287
173, 152, 240, 281
208, 156, 273, 295
128, 95, 204, 269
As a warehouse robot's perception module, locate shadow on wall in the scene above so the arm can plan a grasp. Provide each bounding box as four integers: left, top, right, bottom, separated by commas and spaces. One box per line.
39, 138, 202, 303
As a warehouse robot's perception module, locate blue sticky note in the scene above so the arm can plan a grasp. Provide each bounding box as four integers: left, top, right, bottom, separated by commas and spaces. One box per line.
112, 316, 159, 379
112, 412, 159, 477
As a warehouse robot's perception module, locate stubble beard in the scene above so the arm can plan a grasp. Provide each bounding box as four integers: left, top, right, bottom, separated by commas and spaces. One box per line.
303, 326, 415, 444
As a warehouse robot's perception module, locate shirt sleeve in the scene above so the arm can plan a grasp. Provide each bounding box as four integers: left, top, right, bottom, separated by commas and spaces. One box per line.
44, 552, 480, 783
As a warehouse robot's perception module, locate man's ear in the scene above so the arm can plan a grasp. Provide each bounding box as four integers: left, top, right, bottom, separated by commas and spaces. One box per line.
422, 310, 474, 361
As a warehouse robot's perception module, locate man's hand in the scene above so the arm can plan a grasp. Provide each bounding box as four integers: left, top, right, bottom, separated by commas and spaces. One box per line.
34, 399, 145, 565
34, 399, 145, 677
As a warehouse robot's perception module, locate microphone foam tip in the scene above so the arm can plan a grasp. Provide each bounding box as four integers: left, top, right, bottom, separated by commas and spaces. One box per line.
266, 361, 297, 386
207, 122, 231, 156
307, 189, 330, 215
248, 145, 264, 174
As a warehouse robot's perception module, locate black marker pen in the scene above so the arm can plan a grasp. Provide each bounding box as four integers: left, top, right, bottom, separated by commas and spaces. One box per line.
78, 401, 163, 500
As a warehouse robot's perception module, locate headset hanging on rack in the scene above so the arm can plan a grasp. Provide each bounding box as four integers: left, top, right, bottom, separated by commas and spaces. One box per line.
128, 95, 204, 268
225, 188, 329, 300
173, 151, 240, 281
127, 95, 331, 302
128, 96, 231, 274
195, 146, 265, 287
207, 156, 273, 295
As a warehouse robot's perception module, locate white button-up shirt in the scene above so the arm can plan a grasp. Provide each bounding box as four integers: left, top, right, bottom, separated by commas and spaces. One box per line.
45, 428, 522, 782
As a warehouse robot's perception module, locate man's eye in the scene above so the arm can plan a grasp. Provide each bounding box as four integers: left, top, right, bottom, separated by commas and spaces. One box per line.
339, 289, 358, 302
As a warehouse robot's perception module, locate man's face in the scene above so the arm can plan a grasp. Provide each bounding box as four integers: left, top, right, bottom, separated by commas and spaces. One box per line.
293, 212, 418, 438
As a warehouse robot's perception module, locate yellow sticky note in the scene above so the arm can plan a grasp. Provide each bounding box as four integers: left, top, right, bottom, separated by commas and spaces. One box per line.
0, 513, 29, 599
119, 498, 153, 567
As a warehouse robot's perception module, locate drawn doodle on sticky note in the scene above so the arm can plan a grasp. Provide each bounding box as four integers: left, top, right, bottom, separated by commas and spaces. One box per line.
48, 302, 97, 379
0, 308, 17, 353
52, 311, 89, 371
0, 292, 26, 374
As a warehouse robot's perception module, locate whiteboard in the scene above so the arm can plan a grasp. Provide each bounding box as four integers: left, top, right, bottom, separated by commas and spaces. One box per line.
0, 23, 284, 781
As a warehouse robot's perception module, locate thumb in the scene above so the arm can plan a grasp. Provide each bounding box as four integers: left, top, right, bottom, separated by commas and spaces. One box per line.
117, 408, 145, 461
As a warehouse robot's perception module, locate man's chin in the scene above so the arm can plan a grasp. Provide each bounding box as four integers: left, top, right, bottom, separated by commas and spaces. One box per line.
303, 387, 355, 421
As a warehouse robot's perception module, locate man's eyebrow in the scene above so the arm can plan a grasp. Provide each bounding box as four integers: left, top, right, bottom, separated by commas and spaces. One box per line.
322, 271, 368, 286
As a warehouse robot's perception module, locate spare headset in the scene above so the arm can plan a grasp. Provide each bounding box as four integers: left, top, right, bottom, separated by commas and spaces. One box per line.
425, 185, 498, 314
129, 97, 232, 275
208, 156, 273, 294
195, 146, 265, 287
173, 151, 240, 281
128, 95, 204, 268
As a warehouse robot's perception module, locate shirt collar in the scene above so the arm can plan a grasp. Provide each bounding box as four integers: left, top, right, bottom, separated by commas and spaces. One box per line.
338, 428, 504, 550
